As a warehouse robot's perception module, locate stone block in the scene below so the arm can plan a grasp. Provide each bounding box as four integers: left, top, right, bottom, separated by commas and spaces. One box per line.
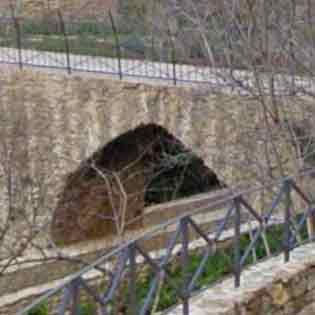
269, 283, 290, 306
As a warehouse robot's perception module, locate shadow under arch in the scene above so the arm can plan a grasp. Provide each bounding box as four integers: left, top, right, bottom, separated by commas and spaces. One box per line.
51, 123, 223, 245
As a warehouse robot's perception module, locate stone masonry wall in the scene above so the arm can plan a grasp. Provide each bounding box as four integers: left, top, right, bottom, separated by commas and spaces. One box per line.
170, 242, 315, 315
0, 65, 314, 250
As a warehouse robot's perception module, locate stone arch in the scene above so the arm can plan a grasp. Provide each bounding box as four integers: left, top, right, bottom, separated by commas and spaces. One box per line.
51, 123, 222, 245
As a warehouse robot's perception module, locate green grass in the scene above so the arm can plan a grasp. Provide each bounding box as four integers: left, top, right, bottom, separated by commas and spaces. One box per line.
27, 302, 96, 315
77, 302, 97, 315
0, 33, 147, 59
0, 20, 158, 60
27, 302, 48, 315
20, 20, 113, 37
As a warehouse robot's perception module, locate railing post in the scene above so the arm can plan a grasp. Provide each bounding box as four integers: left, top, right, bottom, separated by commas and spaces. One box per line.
10, 6, 23, 70
307, 204, 315, 241
233, 197, 241, 288
127, 243, 137, 315
180, 217, 190, 315
168, 27, 177, 85
109, 10, 122, 80
70, 279, 80, 315
58, 285, 71, 315
283, 179, 292, 263
57, 10, 71, 74
171, 47, 177, 86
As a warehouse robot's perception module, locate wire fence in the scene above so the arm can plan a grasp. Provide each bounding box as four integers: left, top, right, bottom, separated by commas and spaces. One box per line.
18, 168, 315, 315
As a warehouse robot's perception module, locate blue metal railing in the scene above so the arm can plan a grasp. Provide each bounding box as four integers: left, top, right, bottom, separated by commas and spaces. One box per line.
18, 169, 315, 315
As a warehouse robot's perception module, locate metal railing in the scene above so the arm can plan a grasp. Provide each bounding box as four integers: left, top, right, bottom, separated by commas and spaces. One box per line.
0, 12, 221, 86
19, 169, 315, 315
1, 13, 315, 95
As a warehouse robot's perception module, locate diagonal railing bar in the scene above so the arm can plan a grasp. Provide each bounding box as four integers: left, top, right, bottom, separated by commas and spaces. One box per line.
160, 223, 183, 263
134, 243, 184, 297
139, 226, 182, 315
238, 197, 264, 224
289, 214, 307, 249
263, 184, 286, 222
139, 277, 159, 315
181, 214, 230, 289
77, 277, 106, 306
183, 213, 234, 289
188, 246, 212, 292
139, 272, 173, 314
247, 220, 258, 262
240, 181, 294, 266
213, 205, 235, 241
186, 217, 216, 250
94, 264, 115, 280
287, 203, 315, 247
290, 180, 314, 204
240, 223, 265, 267
139, 270, 167, 315
102, 248, 129, 303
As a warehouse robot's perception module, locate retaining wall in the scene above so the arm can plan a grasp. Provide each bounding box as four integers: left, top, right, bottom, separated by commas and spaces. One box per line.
170, 242, 315, 315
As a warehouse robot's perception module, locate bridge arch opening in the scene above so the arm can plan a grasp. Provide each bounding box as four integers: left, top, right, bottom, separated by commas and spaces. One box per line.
51, 123, 222, 245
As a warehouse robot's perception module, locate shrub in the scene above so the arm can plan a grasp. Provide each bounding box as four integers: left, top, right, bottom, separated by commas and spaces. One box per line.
27, 302, 48, 315
78, 302, 97, 315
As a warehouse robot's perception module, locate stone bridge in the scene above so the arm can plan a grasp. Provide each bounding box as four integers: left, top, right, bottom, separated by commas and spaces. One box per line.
0, 63, 314, 237
1, 58, 315, 315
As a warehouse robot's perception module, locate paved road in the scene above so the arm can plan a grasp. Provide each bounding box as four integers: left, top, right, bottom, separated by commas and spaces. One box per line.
1, 46, 315, 95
